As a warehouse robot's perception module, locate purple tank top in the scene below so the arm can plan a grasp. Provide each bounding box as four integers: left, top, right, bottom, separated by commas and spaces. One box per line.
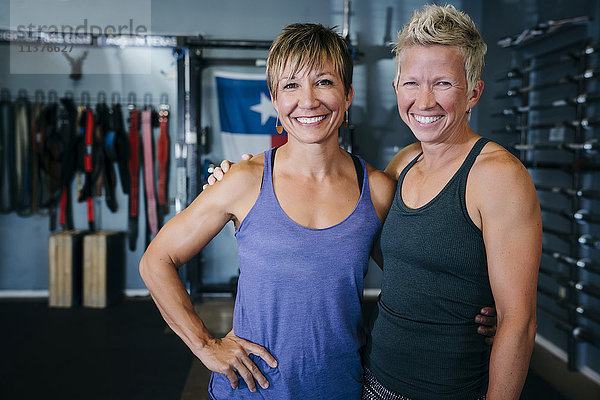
208, 148, 381, 399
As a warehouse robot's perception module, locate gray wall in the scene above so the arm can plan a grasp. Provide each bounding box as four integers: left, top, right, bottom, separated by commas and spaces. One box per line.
1, 0, 476, 291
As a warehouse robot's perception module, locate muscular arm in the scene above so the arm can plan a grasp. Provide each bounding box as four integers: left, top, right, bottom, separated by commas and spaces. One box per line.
475, 153, 541, 399
140, 159, 277, 392
367, 164, 397, 268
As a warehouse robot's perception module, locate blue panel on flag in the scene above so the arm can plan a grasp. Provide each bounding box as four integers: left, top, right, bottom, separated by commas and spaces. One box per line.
216, 75, 277, 135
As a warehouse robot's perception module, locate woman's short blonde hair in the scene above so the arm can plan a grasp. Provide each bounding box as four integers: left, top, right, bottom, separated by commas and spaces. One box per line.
394, 4, 487, 91
266, 23, 353, 99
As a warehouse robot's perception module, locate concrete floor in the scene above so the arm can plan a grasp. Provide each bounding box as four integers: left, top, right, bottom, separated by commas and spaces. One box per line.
2, 296, 597, 400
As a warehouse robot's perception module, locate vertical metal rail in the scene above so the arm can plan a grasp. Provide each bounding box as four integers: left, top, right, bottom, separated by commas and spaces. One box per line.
519, 57, 531, 163
567, 43, 589, 370
340, 0, 354, 153
176, 45, 203, 302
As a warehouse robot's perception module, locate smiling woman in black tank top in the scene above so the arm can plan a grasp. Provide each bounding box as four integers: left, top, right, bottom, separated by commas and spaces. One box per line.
362, 5, 542, 400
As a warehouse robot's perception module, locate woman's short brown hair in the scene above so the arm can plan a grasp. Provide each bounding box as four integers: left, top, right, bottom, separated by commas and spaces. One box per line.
266, 23, 353, 99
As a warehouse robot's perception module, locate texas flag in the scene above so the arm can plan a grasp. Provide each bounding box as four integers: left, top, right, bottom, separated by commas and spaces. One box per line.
215, 71, 287, 162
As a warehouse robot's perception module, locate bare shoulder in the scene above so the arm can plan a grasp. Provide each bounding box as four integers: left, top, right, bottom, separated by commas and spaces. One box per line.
471, 141, 539, 213
366, 162, 397, 223
366, 163, 396, 191
194, 153, 264, 215
473, 141, 533, 188
384, 142, 422, 180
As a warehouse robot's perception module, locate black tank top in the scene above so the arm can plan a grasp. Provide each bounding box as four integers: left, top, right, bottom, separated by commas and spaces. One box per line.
366, 138, 493, 400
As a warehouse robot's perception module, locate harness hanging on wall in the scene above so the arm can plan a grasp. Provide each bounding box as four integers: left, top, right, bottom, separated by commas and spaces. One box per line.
0, 89, 15, 213
14, 90, 32, 216
47, 96, 78, 231
96, 92, 118, 213
0, 88, 170, 246
127, 96, 141, 251
157, 96, 170, 218
141, 103, 159, 244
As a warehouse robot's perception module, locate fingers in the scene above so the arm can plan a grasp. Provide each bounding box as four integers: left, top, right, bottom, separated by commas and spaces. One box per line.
213, 167, 224, 181
480, 306, 497, 317
231, 358, 259, 392
240, 355, 270, 390
477, 325, 497, 337
241, 153, 253, 161
202, 167, 222, 190
244, 342, 278, 368
202, 176, 216, 191
475, 314, 496, 326
484, 336, 495, 346
224, 368, 240, 390
218, 331, 274, 392
220, 160, 232, 173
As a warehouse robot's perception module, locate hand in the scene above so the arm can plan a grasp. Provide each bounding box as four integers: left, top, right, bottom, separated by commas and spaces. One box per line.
202, 154, 253, 190
476, 306, 497, 345
196, 330, 277, 392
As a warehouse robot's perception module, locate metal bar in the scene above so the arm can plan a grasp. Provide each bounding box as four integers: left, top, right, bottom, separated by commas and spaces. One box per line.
522, 160, 600, 173
494, 68, 600, 99
491, 93, 600, 117
543, 248, 600, 275
538, 285, 600, 325
536, 184, 600, 200
184, 37, 271, 49
539, 266, 600, 300
538, 305, 600, 348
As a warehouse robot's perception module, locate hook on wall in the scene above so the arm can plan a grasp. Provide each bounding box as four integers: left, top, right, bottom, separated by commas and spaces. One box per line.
111, 92, 121, 105
81, 91, 91, 107
159, 93, 169, 105
1, 88, 11, 102
97, 91, 107, 105
48, 90, 58, 103
143, 92, 153, 108
127, 92, 137, 108
34, 90, 45, 104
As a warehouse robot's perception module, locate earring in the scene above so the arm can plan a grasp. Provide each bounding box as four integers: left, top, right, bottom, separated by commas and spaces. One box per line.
466, 108, 472, 121
343, 110, 348, 129
275, 115, 283, 134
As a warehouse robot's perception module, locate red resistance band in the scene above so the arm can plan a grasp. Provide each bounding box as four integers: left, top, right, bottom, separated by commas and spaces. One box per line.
157, 106, 169, 208
85, 109, 95, 224
128, 109, 140, 217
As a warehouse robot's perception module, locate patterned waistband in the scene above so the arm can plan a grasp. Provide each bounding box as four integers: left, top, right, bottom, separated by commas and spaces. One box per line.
361, 368, 486, 400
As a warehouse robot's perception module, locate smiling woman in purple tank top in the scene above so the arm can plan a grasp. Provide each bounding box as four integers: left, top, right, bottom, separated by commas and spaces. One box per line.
140, 21, 501, 400
140, 24, 396, 400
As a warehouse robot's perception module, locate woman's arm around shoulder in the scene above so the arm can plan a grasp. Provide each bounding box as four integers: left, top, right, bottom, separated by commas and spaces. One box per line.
366, 163, 396, 224
384, 142, 422, 180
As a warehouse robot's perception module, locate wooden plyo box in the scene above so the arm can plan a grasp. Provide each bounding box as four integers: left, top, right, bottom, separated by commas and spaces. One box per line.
48, 230, 84, 308
83, 231, 125, 308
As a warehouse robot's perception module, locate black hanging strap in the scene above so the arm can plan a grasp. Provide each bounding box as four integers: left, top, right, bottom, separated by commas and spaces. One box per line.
0, 93, 15, 213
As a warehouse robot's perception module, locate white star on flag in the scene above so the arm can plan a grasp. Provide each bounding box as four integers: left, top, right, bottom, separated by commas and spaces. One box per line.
250, 92, 277, 125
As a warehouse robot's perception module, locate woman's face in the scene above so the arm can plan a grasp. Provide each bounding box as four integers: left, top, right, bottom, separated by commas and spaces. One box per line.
272, 59, 353, 145
395, 45, 483, 144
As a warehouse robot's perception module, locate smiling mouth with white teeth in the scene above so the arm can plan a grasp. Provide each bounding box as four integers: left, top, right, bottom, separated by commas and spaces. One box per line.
413, 115, 443, 124
296, 115, 327, 124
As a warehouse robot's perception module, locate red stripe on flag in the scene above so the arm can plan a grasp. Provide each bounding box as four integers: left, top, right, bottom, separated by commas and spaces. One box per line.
271, 134, 287, 148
